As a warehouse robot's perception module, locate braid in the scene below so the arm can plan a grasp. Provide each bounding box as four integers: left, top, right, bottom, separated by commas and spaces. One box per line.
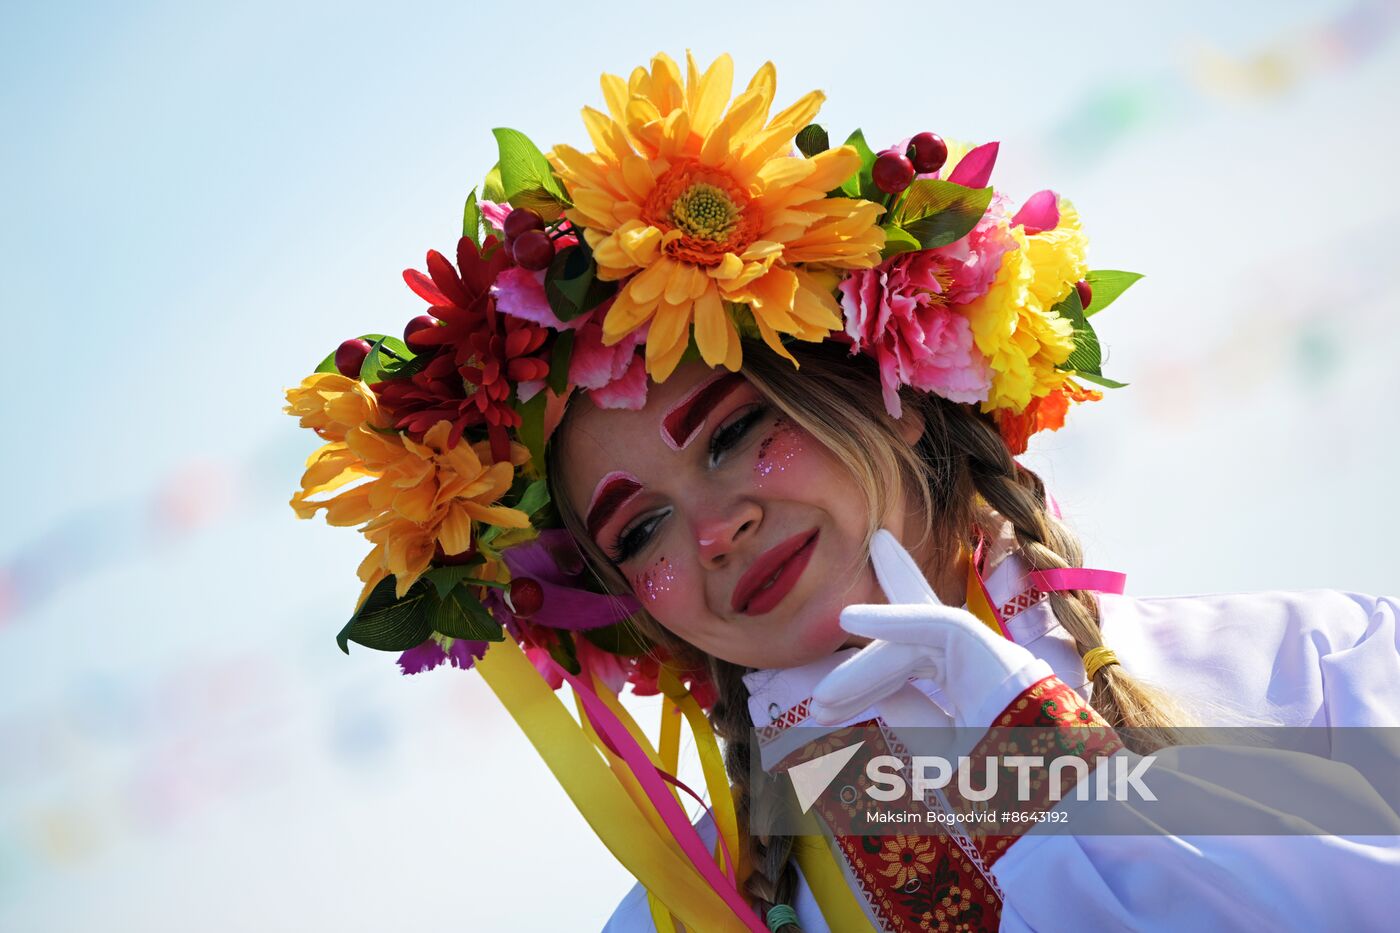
942, 403, 1198, 753
709, 659, 805, 930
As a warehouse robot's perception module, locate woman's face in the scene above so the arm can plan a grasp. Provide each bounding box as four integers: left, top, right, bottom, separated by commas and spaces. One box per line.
556, 360, 939, 670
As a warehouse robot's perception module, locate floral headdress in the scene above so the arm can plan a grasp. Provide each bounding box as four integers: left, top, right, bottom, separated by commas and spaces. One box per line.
282, 51, 1139, 929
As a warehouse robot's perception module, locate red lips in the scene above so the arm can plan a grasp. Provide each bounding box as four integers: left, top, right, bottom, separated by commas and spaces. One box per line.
731, 529, 820, 616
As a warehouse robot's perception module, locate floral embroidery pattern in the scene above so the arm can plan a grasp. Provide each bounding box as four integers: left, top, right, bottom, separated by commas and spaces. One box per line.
776, 674, 1122, 931
946, 673, 1125, 870
782, 721, 1001, 932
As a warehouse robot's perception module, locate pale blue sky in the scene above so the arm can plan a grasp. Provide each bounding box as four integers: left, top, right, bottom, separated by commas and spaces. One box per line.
3, 1, 1397, 929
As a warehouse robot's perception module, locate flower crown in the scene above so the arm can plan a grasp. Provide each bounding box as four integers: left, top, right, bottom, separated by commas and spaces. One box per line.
283, 51, 1139, 689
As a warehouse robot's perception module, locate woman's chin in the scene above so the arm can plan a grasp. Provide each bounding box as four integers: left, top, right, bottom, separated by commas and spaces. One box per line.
784, 603, 855, 663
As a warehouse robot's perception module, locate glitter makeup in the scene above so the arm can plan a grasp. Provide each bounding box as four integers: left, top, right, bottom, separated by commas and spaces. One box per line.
631, 556, 677, 605
753, 415, 804, 486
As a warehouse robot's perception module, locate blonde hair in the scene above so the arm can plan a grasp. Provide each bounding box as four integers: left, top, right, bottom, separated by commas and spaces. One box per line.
548, 339, 1198, 926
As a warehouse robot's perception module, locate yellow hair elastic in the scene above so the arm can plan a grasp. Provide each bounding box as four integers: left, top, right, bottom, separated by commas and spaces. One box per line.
1082, 646, 1120, 680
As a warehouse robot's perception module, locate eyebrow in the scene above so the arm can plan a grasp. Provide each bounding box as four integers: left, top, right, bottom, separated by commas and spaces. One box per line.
660, 372, 746, 451
586, 471, 644, 540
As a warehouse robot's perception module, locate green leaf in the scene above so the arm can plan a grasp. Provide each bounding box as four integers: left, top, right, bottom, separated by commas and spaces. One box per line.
492, 128, 570, 221
314, 333, 412, 377
358, 335, 414, 384
336, 576, 436, 654
1082, 270, 1143, 318
544, 241, 615, 322
483, 164, 506, 204
424, 565, 482, 600
795, 124, 829, 158
379, 348, 431, 380
1062, 369, 1129, 389
515, 387, 548, 468
895, 180, 994, 249
462, 188, 482, 248
431, 584, 505, 641
516, 478, 550, 518
1050, 288, 1113, 378
548, 329, 575, 396
582, 620, 652, 656
547, 630, 581, 675
880, 223, 922, 259
838, 129, 877, 200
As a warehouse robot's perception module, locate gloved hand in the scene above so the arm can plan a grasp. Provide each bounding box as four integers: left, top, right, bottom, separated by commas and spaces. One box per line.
810, 529, 1052, 730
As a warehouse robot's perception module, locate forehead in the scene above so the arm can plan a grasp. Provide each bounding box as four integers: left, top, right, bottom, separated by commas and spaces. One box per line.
555, 362, 756, 509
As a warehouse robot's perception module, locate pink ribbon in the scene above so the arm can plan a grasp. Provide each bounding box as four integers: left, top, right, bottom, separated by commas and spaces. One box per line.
544, 656, 764, 931
1029, 567, 1127, 594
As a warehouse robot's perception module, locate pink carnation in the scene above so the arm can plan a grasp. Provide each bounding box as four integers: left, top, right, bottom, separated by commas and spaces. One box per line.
838, 205, 1017, 418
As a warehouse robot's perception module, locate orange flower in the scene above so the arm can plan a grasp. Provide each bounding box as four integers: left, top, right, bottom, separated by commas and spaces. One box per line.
995, 378, 1103, 454
877, 833, 938, 888
284, 372, 392, 442
552, 52, 885, 381
289, 415, 531, 603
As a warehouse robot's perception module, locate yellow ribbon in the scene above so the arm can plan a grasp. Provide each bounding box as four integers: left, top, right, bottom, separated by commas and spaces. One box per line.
794, 835, 880, 932
478, 639, 883, 932
965, 541, 1008, 638
474, 639, 751, 932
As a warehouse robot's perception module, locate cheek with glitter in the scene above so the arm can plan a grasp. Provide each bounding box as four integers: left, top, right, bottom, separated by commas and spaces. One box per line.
753, 415, 806, 488
631, 556, 678, 607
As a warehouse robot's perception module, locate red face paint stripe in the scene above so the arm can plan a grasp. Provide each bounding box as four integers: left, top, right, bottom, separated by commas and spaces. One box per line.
661, 372, 746, 451
586, 472, 643, 540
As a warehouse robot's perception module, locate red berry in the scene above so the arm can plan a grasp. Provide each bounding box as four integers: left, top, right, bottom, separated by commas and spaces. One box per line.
511, 230, 555, 271
509, 578, 545, 617
906, 132, 948, 174
334, 338, 373, 378
404, 314, 440, 352
872, 150, 915, 194
503, 208, 545, 240
1075, 280, 1093, 311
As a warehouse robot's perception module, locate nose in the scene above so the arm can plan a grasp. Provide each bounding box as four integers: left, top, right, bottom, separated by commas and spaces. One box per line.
694, 499, 762, 569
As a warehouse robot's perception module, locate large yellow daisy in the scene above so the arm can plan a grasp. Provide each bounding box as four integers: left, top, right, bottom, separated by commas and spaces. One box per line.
551, 52, 885, 380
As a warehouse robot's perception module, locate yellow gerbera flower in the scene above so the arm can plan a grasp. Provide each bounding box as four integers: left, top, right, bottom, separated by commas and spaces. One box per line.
551, 51, 886, 380
283, 372, 391, 442
288, 410, 532, 603
964, 197, 1086, 413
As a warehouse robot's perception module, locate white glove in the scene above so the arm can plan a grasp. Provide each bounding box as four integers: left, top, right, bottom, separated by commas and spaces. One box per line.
810, 529, 1052, 730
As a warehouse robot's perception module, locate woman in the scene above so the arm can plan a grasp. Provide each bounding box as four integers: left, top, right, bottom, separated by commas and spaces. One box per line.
284, 51, 1400, 933
547, 342, 1400, 932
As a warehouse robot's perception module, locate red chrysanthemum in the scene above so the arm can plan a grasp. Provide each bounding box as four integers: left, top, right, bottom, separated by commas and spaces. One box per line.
376, 236, 551, 461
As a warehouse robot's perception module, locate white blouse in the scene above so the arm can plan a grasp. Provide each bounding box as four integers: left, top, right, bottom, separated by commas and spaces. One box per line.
603, 534, 1400, 932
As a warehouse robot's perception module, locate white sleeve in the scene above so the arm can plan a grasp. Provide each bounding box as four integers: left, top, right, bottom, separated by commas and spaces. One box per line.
600, 879, 657, 933
992, 591, 1400, 933
1319, 591, 1400, 726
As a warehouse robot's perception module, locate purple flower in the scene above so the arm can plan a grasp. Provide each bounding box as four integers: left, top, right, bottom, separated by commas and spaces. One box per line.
493, 529, 641, 632
397, 635, 489, 676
